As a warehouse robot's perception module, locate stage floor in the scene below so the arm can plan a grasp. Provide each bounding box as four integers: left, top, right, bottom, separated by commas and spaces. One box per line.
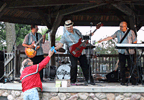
0, 80, 144, 93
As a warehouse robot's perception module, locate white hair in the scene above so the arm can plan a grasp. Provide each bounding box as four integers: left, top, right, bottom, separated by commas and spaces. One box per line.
20, 58, 30, 74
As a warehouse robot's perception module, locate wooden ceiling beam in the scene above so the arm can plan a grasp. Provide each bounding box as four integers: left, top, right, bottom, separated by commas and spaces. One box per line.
51, 3, 106, 17
8, 0, 102, 8
0, 16, 41, 25
0, 2, 7, 18
112, 3, 136, 16
28, 8, 52, 29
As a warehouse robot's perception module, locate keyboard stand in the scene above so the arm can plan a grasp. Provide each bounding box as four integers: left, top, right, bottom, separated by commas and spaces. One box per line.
126, 48, 144, 86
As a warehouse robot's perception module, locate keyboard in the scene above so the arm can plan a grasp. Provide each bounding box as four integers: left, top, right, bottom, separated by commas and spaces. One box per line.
115, 43, 144, 49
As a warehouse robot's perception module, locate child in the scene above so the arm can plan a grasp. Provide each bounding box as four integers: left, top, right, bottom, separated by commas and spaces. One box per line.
20, 50, 54, 100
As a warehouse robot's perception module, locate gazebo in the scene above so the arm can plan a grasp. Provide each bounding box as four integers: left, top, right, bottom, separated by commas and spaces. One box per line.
1, 1, 144, 100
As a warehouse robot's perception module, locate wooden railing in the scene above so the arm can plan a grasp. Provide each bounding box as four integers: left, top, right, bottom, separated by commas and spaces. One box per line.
4, 53, 15, 81
14, 51, 144, 80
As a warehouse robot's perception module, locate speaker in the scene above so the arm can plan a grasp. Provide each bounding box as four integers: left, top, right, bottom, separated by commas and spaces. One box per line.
0, 51, 4, 61
0, 51, 4, 82
49, 66, 56, 80
106, 70, 119, 82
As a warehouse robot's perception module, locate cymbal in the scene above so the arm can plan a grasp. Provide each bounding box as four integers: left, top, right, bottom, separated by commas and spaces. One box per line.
57, 48, 65, 52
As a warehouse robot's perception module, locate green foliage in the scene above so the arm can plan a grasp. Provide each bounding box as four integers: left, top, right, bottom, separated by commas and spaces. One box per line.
0, 22, 6, 50
0, 22, 31, 50
15, 24, 31, 46
40, 27, 62, 41
56, 35, 62, 41
95, 39, 118, 54
39, 28, 48, 40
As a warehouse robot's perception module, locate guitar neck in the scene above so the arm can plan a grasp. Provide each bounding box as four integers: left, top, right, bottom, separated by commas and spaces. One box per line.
88, 29, 97, 37
35, 30, 50, 46
35, 36, 43, 46
92, 29, 97, 34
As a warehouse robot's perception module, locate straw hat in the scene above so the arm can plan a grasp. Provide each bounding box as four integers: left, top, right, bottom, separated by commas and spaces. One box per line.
64, 20, 74, 27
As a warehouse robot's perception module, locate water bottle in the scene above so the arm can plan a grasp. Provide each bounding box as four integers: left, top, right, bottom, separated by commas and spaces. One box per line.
4, 77, 7, 83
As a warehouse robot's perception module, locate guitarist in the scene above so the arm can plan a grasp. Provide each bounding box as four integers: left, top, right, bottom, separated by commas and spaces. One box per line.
22, 24, 46, 82
55, 20, 98, 85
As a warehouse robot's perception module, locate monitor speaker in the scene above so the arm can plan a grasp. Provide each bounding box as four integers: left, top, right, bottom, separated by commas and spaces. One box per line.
106, 70, 119, 82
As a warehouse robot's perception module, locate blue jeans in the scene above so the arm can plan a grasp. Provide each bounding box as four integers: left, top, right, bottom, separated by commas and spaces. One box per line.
23, 88, 39, 100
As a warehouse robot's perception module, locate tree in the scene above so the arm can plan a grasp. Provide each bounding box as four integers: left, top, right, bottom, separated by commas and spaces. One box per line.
40, 28, 62, 41
0, 22, 31, 50
40, 28, 49, 40
6, 22, 16, 53
0, 22, 6, 50
15, 24, 31, 46
95, 38, 118, 54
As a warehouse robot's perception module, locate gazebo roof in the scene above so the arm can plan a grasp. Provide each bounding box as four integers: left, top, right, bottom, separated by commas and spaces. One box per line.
1, 0, 144, 29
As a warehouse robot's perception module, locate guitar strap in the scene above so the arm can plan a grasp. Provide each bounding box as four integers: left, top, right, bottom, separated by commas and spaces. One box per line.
36, 33, 38, 41
75, 30, 82, 38
119, 29, 130, 43
36, 33, 39, 45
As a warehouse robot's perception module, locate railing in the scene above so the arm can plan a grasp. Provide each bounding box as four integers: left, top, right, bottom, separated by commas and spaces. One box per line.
4, 53, 15, 81
15, 51, 119, 79
14, 51, 144, 80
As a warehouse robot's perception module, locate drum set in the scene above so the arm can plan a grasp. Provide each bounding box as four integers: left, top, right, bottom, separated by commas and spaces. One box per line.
48, 44, 95, 80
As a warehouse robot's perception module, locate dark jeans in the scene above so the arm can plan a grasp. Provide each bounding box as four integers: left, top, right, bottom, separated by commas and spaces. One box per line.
30, 55, 44, 81
69, 54, 94, 83
119, 53, 136, 84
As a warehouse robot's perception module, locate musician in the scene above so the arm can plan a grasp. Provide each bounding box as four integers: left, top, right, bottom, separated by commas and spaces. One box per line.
98, 21, 137, 85
55, 20, 95, 85
22, 25, 46, 82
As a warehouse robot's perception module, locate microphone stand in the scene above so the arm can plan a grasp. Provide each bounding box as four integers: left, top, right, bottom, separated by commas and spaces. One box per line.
88, 22, 93, 84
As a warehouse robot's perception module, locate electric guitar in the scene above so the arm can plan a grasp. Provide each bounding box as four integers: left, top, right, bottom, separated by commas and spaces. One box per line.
25, 30, 50, 58
69, 22, 103, 57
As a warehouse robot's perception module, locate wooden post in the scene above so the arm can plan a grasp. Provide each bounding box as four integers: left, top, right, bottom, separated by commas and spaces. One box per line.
50, 14, 63, 66
15, 50, 20, 77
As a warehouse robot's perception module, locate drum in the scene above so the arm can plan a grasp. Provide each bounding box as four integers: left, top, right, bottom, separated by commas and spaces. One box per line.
56, 64, 71, 79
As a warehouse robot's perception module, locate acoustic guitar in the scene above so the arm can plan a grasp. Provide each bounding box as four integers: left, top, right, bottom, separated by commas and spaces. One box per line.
25, 30, 50, 58
69, 22, 103, 57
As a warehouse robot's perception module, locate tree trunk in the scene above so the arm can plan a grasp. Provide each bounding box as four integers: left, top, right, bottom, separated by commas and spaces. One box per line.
5, 22, 16, 80
5, 22, 16, 53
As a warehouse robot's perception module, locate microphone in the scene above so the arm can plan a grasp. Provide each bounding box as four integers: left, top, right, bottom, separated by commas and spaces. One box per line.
90, 22, 93, 27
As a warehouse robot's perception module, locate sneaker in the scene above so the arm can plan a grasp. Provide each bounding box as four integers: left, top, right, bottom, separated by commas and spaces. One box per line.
120, 82, 126, 86
90, 81, 95, 85
84, 81, 88, 86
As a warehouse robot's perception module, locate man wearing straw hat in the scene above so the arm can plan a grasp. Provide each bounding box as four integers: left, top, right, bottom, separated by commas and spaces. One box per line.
55, 20, 95, 85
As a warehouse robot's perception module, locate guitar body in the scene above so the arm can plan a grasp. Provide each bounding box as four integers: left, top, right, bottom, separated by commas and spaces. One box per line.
24, 30, 50, 58
69, 38, 88, 57
25, 46, 40, 58
69, 22, 103, 57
